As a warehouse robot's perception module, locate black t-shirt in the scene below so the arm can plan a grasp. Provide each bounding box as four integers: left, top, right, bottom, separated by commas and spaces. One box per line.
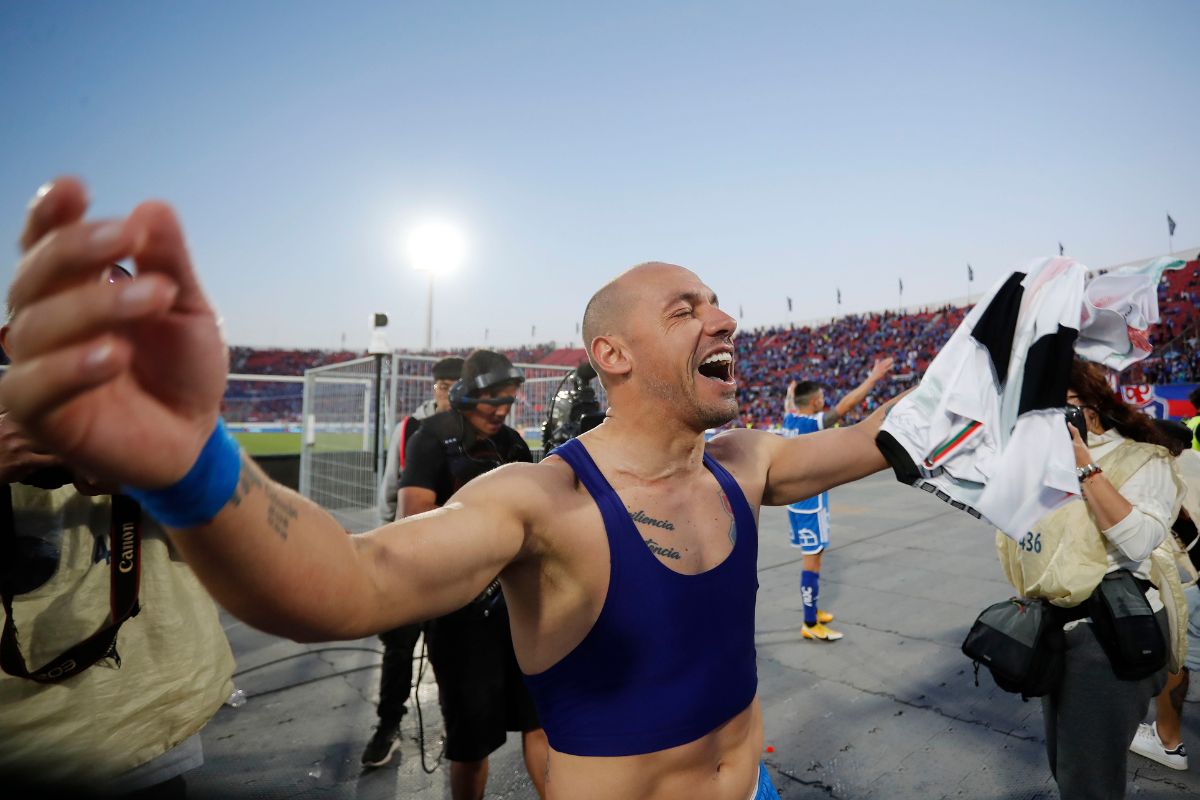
398, 411, 532, 507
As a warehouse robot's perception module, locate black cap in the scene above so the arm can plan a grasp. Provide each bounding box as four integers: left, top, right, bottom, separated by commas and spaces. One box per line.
432, 357, 464, 381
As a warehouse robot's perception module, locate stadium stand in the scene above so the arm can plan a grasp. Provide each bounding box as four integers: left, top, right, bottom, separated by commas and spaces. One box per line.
733, 304, 969, 428
8, 260, 1192, 427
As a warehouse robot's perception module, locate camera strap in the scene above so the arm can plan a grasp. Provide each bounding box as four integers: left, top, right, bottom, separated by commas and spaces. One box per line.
0, 487, 142, 683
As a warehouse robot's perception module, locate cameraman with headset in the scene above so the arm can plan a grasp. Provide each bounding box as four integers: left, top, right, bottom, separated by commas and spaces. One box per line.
397, 349, 547, 800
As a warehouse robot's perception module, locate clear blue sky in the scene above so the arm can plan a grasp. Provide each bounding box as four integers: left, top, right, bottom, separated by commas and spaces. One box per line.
1, 1, 1197, 351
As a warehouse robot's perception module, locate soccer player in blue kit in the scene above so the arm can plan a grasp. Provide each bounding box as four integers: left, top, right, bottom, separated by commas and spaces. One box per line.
782, 357, 893, 641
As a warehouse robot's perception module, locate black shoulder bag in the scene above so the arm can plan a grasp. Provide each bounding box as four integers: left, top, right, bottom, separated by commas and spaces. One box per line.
961, 597, 1065, 698
1085, 569, 1167, 681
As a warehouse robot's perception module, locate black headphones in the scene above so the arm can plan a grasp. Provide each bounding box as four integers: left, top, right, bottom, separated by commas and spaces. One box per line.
449, 366, 526, 410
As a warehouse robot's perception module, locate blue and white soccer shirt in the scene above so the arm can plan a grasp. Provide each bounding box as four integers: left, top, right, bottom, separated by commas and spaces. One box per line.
781, 412, 830, 553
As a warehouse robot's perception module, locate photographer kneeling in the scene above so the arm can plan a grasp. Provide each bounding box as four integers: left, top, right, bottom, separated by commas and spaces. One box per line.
396, 350, 547, 800
997, 359, 1188, 800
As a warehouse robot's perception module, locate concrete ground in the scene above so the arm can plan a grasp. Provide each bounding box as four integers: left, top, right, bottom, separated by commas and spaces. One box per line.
188, 472, 1200, 799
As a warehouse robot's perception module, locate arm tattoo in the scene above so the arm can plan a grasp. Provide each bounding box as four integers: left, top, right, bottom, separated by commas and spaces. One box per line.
230, 453, 299, 541
644, 538, 682, 560
719, 490, 737, 545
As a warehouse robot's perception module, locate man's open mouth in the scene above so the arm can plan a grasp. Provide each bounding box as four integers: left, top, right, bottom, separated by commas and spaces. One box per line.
697, 352, 734, 382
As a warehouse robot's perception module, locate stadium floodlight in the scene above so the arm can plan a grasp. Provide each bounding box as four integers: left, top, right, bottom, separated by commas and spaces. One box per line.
406, 219, 467, 351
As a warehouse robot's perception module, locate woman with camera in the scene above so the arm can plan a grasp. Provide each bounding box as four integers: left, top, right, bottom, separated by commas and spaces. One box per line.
997, 359, 1188, 800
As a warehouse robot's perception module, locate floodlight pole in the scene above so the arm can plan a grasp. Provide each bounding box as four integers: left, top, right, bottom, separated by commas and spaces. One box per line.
424, 273, 434, 351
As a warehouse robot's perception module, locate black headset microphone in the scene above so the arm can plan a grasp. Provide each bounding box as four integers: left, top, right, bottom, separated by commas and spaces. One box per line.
448, 366, 526, 410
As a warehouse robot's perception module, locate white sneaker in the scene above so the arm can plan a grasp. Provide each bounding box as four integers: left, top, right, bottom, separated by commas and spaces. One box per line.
1129, 722, 1188, 770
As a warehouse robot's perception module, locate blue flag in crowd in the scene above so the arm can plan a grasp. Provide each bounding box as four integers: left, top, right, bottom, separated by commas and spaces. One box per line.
1168, 214, 1177, 236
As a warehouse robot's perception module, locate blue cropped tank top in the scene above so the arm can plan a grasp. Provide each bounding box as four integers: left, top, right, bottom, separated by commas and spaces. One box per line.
522, 437, 759, 757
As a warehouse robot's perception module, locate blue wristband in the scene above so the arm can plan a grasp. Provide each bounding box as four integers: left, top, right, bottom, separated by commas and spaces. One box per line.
124, 419, 243, 528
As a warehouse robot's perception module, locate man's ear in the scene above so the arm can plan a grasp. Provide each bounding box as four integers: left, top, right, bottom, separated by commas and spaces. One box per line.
590, 335, 631, 380
0, 324, 10, 356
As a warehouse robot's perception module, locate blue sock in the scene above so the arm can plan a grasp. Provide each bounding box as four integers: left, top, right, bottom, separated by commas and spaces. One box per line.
801, 570, 819, 626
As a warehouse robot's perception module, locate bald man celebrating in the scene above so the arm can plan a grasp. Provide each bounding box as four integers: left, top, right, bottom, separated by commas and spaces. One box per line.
3, 178, 902, 800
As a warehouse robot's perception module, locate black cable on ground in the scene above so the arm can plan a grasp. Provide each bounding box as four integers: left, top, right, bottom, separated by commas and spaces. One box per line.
413, 635, 445, 774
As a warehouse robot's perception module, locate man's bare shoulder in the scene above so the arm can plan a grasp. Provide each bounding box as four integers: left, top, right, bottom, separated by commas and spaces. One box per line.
704, 428, 782, 490
706, 427, 780, 459
461, 456, 580, 512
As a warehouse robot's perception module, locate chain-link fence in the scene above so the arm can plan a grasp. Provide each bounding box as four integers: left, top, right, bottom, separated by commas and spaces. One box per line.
300, 354, 606, 533
298, 356, 386, 533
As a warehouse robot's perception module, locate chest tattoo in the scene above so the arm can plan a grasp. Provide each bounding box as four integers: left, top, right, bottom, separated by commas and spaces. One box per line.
644, 538, 682, 560
629, 509, 675, 531
719, 490, 737, 545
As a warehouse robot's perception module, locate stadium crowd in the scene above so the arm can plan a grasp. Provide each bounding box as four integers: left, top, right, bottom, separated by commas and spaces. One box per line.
13, 261, 1189, 426
732, 305, 968, 428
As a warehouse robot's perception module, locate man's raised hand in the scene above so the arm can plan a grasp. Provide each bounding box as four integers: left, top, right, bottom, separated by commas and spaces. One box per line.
0, 178, 228, 489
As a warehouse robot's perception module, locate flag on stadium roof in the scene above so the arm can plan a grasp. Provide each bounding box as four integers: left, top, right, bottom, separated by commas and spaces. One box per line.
898, 278, 904, 294
836, 288, 842, 305
786, 297, 793, 312
967, 264, 974, 281
1059, 242, 1064, 255
1168, 214, 1176, 236
738, 304, 744, 319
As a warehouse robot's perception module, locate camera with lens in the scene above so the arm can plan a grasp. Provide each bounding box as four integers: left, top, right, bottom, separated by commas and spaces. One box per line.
542, 361, 605, 451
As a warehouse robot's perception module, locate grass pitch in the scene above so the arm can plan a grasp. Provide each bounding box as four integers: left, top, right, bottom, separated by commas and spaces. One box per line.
233, 432, 363, 456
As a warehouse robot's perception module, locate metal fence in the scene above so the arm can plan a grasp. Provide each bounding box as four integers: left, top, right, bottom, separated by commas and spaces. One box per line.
298, 356, 384, 533
300, 354, 604, 532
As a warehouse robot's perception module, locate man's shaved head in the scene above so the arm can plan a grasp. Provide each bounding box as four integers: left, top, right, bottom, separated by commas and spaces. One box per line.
581, 262, 690, 352
580, 261, 737, 429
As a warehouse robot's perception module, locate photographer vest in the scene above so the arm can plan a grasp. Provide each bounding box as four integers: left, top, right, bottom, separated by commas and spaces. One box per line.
418, 410, 528, 497
996, 439, 1190, 671
416, 412, 530, 611
0, 485, 234, 782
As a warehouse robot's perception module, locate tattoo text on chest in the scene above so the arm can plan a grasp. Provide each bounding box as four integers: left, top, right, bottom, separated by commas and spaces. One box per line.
629, 509, 675, 531
644, 538, 682, 560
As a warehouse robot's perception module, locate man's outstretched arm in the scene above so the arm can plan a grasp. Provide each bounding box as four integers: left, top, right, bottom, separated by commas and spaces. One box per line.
175, 455, 534, 641
759, 388, 908, 506
0, 178, 531, 643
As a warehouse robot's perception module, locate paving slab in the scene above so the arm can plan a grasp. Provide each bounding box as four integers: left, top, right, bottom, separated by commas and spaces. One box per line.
183, 472, 1200, 799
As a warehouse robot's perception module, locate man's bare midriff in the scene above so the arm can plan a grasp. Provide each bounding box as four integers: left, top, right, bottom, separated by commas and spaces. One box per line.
542, 698, 763, 800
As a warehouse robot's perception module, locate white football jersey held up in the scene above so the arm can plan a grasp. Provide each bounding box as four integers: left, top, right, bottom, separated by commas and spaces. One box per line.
877, 256, 1184, 540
